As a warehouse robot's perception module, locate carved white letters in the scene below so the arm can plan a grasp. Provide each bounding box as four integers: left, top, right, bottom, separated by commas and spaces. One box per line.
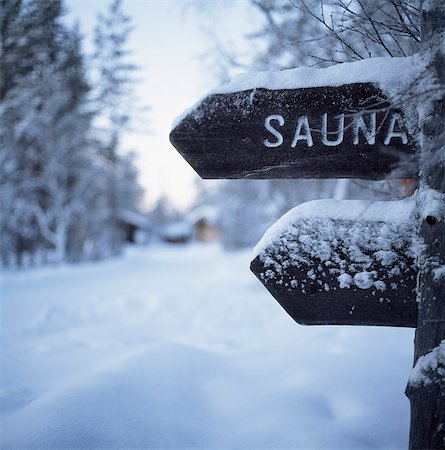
384, 112, 408, 145
291, 115, 313, 148
353, 112, 376, 145
262, 111, 409, 149
264, 114, 284, 148
322, 113, 344, 146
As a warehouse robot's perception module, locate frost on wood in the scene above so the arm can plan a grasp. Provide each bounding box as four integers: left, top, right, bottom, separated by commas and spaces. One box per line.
251, 198, 419, 327
408, 340, 445, 387
170, 57, 423, 181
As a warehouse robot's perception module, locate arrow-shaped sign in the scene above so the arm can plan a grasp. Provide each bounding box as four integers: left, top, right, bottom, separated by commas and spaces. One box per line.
170, 58, 421, 180
250, 198, 418, 327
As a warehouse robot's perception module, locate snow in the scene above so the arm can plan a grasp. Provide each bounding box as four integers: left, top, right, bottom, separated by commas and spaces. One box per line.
160, 221, 192, 239
433, 265, 445, 282
187, 205, 219, 225
417, 187, 445, 220
252, 197, 417, 296
172, 56, 424, 130
338, 273, 353, 289
117, 208, 151, 229
253, 197, 416, 258
1, 244, 415, 449
353, 271, 376, 289
214, 56, 421, 94
408, 340, 445, 386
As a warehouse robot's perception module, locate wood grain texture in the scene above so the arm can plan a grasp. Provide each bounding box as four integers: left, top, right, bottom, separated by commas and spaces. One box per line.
170, 83, 419, 180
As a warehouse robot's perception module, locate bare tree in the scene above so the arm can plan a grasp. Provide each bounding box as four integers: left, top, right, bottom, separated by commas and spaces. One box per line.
297, 0, 420, 64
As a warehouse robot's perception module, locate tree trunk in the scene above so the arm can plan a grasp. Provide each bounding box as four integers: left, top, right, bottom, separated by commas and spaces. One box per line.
406, 2, 445, 449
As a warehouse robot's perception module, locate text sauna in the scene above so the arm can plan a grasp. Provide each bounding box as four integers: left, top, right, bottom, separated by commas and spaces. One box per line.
263, 111, 408, 148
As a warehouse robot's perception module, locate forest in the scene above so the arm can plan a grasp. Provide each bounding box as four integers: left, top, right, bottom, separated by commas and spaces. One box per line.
1, 0, 141, 266
2, 1, 445, 449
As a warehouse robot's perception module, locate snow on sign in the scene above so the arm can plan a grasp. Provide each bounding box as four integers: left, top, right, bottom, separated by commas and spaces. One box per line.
250, 198, 418, 327
170, 57, 421, 180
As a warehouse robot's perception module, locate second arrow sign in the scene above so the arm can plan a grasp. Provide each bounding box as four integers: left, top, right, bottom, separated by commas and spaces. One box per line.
250, 197, 418, 327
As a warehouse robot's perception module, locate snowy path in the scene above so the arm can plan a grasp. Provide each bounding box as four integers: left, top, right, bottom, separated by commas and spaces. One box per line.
1, 244, 414, 449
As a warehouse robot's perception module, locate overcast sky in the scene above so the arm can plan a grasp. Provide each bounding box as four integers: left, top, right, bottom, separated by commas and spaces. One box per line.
66, 0, 258, 210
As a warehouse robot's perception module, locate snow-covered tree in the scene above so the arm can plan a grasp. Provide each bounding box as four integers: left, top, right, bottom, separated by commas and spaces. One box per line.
298, 0, 419, 63
92, 0, 142, 254
2, 5, 97, 263
0, 0, 144, 266
201, 0, 420, 72
1, 0, 71, 264
149, 195, 180, 231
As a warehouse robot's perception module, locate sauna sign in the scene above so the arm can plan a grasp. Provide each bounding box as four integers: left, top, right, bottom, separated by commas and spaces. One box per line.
170, 83, 418, 180
262, 111, 406, 149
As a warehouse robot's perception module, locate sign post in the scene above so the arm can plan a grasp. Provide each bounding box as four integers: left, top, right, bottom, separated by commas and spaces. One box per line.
170, 42, 444, 447
404, 3, 445, 449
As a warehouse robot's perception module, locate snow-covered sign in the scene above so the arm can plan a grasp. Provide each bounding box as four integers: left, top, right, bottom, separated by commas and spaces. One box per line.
250, 198, 418, 327
170, 57, 421, 180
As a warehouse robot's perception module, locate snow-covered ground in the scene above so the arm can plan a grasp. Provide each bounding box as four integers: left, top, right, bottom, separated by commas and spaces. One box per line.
1, 244, 414, 449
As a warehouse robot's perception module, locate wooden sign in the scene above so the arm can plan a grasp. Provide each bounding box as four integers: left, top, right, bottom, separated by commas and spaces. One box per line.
170, 83, 419, 180
250, 199, 418, 327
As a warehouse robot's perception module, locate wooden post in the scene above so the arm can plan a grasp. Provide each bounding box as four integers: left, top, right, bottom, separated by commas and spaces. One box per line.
406, 2, 445, 448
171, 13, 445, 445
